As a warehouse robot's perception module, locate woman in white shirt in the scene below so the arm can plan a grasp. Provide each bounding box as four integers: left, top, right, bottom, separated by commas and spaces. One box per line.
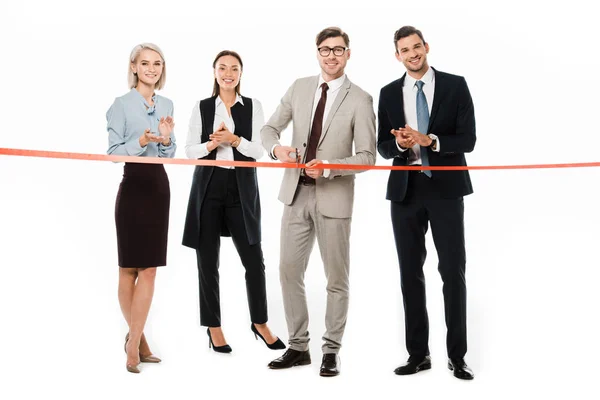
182, 50, 285, 353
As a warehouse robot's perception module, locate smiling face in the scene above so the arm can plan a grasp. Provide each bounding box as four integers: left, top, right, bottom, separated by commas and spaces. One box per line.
317, 36, 350, 82
214, 55, 242, 93
395, 33, 430, 79
131, 49, 163, 88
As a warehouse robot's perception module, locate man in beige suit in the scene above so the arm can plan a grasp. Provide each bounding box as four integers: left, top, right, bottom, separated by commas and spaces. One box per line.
261, 27, 376, 377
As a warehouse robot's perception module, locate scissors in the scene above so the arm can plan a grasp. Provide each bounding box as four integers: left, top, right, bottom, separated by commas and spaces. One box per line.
289, 148, 301, 168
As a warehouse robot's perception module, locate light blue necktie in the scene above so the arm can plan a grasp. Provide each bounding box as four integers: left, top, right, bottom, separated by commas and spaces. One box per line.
416, 80, 432, 178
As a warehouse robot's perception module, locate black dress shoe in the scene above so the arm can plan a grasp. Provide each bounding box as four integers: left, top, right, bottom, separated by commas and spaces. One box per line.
268, 348, 311, 369
207, 328, 232, 353
448, 358, 474, 380
251, 324, 286, 350
319, 353, 340, 377
394, 355, 432, 375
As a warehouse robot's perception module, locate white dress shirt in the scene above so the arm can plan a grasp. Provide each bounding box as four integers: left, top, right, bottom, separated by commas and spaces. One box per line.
185, 94, 265, 168
397, 66, 441, 164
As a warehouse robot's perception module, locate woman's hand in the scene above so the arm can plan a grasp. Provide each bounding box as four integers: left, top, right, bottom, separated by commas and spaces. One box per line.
209, 121, 236, 144
158, 116, 175, 145
139, 129, 163, 147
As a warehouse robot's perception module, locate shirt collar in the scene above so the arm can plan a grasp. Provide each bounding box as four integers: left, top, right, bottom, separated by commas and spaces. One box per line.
131, 88, 157, 107
216, 93, 244, 107
404, 66, 435, 88
318, 73, 346, 92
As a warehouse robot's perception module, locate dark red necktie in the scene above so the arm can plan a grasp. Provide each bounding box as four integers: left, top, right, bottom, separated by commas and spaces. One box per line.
304, 82, 329, 184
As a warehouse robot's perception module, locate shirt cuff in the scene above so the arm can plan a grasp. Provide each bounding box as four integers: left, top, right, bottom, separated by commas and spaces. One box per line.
322, 160, 330, 178
237, 137, 250, 153
395, 140, 409, 152
429, 134, 440, 152
127, 137, 147, 156
159, 138, 173, 147
270, 144, 278, 159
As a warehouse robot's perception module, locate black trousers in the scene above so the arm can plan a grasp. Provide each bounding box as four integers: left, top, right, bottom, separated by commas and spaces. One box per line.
391, 171, 467, 359
196, 167, 268, 327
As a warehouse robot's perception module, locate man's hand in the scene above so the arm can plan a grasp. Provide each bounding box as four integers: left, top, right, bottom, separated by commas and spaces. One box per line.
391, 128, 415, 149
273, 145, 299, 163
397, 124, 432, 147
305, 159, 323, 179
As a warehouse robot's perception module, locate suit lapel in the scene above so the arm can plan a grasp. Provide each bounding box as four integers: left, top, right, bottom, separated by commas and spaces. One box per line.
391, 75, 406, 129
428, 67, 447, 131
302, 76, 320, 143
318, 77, 352, 146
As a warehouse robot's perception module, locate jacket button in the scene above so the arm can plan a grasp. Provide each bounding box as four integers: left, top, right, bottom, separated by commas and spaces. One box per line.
303, 143, 307, 147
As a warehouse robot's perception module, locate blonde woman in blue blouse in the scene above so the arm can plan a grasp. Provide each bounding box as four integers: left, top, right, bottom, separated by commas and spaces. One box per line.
106, 43, 176, 373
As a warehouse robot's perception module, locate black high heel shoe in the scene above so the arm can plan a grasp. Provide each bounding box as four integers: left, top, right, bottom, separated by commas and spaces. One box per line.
251, 324, 286, 350
207, 328, 232, 353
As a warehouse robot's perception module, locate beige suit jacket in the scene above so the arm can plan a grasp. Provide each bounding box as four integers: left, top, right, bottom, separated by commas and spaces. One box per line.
261, 75, 376, 218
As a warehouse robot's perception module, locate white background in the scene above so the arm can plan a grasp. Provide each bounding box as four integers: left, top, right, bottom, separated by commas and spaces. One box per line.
1, 0, 600, 398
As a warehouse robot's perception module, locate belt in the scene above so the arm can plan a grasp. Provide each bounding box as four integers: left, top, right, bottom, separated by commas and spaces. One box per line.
298, 175, 315, 186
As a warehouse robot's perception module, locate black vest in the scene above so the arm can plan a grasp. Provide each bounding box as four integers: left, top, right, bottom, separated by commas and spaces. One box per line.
198, 95, 255, 162
182, 96, 262, 248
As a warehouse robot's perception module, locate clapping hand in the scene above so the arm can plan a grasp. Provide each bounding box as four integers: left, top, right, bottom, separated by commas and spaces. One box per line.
392, 124, 431, 147
209, 122, 236, 144
139, 128, 163, 147
158, 116, 175, 144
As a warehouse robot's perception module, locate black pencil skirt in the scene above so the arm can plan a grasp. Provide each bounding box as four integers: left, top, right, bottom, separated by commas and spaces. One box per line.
115, 163, 170, 268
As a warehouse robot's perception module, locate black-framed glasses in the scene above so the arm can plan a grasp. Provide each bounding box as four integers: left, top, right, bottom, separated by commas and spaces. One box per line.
318, 46, 348, 57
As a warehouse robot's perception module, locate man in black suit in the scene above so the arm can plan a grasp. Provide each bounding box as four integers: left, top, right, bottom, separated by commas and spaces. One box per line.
377, 26, 476, 380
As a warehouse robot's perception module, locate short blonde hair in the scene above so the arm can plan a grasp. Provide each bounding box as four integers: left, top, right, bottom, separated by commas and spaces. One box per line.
128, 43, 167, 90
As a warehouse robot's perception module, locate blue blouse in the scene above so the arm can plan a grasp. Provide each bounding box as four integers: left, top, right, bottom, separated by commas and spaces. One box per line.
106, 89, 177, 158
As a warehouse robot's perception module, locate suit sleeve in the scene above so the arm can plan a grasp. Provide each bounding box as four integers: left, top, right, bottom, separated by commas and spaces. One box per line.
260, 81, 295, 159
437, 77, 476, 154
377, 88, 408, 160
327, 94, 376, 178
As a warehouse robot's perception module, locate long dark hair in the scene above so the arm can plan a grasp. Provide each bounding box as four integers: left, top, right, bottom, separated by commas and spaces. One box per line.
212, 50, 244, 97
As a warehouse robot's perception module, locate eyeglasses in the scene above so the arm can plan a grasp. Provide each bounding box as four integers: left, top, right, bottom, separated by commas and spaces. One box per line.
317, 46, 348, 57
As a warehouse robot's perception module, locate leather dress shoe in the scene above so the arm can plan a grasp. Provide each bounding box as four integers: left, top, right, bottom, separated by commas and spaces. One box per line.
268, 349, 311, 369
394, 355, 432, 375
319, 353, 340, 377
448, 358, 474, 380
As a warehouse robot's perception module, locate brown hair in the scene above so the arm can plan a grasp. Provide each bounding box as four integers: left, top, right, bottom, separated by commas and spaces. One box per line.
315, 26, 350, 48
393, 26, 426, 52
212, 50, 244, 97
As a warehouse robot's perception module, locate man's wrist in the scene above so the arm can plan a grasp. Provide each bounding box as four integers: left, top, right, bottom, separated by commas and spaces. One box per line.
272, 144, 280, 159
427, 134, 438, 151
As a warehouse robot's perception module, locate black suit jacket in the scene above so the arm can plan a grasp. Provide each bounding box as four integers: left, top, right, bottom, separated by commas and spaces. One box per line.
182, 96, 262, 249
377, 68, 476, 201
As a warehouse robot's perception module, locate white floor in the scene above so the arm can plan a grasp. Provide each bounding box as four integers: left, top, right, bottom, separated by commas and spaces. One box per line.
1, 157, 599, 399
